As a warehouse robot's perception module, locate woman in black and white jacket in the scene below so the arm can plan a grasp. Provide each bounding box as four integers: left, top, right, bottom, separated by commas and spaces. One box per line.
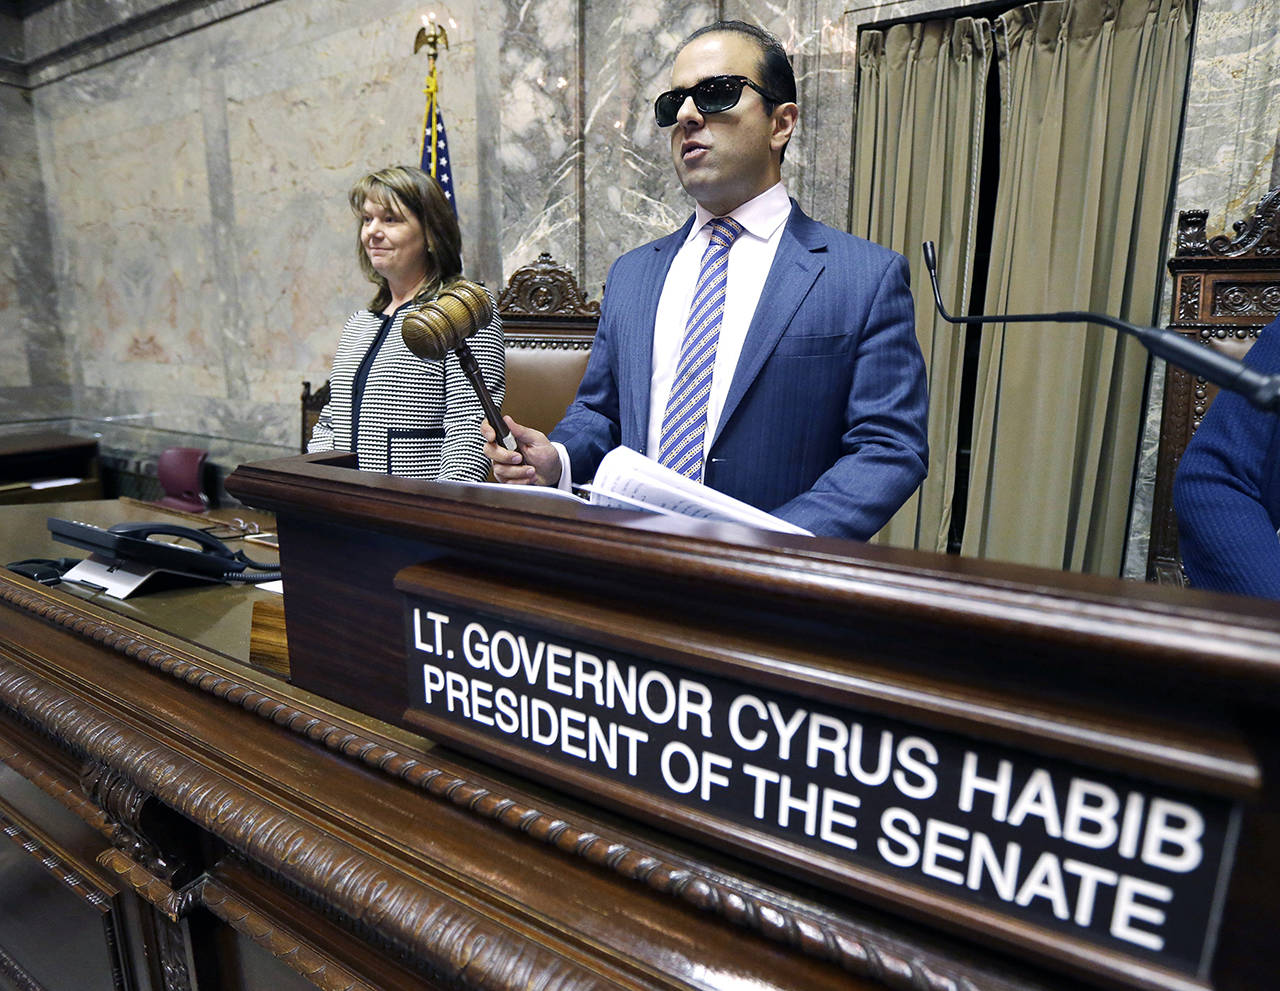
308, 165, 503, 480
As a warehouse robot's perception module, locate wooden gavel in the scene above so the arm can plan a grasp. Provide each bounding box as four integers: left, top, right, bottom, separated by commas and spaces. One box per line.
401, 280, 517, 451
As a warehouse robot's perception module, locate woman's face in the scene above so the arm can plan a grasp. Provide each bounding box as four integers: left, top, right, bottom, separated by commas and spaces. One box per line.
359, 194, 429, 288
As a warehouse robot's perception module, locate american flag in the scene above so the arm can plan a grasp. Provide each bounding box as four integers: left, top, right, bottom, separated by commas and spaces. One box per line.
421, 90, 457, 218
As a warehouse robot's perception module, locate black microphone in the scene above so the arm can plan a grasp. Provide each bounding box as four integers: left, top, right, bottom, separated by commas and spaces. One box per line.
922, 241, 1280, 412
401, 280, 518, 451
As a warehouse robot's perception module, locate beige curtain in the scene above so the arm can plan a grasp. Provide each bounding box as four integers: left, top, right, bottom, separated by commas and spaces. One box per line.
851, 19, 993, 553
962, 0, 1193, 572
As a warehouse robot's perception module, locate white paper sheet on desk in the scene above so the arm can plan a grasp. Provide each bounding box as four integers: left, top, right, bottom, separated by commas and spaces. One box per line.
577, 484, 679, 516
585, 447, 812, 535
438, 453, 810, 535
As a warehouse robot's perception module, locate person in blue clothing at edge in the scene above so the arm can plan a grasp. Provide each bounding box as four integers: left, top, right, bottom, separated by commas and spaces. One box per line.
1174, 313, 1280, 599
483, 20, 928, 541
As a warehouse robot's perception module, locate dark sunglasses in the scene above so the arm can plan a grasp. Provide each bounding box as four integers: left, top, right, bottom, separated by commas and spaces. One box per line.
653, 74, 780, 127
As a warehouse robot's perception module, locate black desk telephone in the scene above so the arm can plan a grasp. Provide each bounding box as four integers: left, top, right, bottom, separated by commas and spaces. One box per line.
47, 519, 277, 581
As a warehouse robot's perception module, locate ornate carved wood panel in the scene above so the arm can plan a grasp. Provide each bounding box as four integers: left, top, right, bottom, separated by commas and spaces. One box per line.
496, 251, 600, 321
0, 787, 132, 991
497, 253, 599, 437
4, 467, 1280, 989
229, 454, 1280, 991
1148, 186, 1280, 583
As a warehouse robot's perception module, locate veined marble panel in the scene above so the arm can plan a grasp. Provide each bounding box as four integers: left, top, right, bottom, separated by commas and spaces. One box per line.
1175, 0, 1280, 234
26, 0, 487, 452
0, 86, 38, 392
727, 2, 863, 229
0, 337, 26, 392
42, 98, 217, 406
0, 12, 23, 65
22, 0, 190, 62
497, 0, 584, 284
35, 25, 222, 435
0, 82, 66, 412
580, 2, 716, 295
20, 0, 281, 88
79, 386, 300, 455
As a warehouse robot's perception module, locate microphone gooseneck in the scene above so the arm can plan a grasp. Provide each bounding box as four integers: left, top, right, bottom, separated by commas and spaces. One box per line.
402, 280, 518, 451
921, 241, 1280, 413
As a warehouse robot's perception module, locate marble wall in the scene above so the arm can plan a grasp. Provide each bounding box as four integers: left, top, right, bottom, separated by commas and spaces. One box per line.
19, 0, 479, 470
0, 81, 66, 426
0, 0, 862, 475
0, 0, 1278, 552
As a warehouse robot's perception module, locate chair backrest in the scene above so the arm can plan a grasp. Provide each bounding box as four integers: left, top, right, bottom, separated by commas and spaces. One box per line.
300, 379, 331, 453
155, 447, 209, 513
1148, 185, 1280, 583
496, 252, 599, 437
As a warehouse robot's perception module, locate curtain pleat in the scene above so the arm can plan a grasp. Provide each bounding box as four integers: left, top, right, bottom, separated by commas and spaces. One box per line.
961, 0, 1192, 573
852, 18, 993, 552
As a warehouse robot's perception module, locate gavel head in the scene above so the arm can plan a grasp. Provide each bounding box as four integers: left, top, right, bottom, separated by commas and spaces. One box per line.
401, 279, 494, 361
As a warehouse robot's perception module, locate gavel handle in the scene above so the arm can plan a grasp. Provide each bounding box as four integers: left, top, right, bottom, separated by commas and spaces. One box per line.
455, 343, 517, 451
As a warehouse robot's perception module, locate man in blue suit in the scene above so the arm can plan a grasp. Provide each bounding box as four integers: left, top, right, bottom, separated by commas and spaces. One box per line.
485, 20, 927, 540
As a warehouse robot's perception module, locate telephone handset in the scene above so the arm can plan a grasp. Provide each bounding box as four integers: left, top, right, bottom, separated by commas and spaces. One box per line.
113, 522, 243, 559
48, 519, 275, 580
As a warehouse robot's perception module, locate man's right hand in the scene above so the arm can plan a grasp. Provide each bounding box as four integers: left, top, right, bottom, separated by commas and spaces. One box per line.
483, 416, 563, 486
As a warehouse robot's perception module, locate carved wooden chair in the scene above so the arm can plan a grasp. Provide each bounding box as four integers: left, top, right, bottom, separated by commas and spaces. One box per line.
1147, 184, 1280, 584
496, 252, 599, 437
300, 379, 331, 454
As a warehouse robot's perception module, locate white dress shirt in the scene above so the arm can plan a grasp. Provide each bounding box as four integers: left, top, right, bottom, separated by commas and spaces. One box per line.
646, 182, 792, 460
554, 182, 793, 487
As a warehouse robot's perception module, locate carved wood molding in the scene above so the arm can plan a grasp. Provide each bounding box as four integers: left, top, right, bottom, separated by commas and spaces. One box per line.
0, 728, 114, 841
0, 941, 51, 991
0, 651, 605, 991
81, 760, 177, 877
151, 911, 194, 991
1206, 185, 1280, 256
1175, 273, 1201, 321
503, 329, 593, 350
1175, 209, 1209, 255
1211, 280, 1280, 317
0, 803, 113, 911
497, 252, 600, 317
97, 848, 199, 922
0, 579, 1040, 991
1175, 187, 1280, 258
200, 877, 380, 991
0, 796, 132, 991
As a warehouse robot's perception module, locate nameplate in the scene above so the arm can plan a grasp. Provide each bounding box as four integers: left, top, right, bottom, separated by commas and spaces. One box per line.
402, 597, 1238, 979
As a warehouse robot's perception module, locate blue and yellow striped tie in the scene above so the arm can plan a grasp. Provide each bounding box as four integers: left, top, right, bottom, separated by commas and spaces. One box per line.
658, 217, 744, 482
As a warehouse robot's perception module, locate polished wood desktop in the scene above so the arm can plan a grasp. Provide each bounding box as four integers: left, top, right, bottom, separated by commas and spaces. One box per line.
0, 460, 1277, 991
0, 498, 276, 659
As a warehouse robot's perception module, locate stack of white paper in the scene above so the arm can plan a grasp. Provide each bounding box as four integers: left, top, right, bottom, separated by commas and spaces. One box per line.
580, 447, 811, 536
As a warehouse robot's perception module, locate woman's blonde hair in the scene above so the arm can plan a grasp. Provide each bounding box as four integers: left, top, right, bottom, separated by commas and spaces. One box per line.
348, 165, 462, 312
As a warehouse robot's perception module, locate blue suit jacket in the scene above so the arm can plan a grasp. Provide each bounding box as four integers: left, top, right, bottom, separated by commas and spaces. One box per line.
1174, 315, 1280, 598
550, 203, 929, 540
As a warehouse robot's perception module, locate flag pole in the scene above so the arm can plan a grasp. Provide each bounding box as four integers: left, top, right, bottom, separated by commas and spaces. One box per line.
414, 16, 449, 179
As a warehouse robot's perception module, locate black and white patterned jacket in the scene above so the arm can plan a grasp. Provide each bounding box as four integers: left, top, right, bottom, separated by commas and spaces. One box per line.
307, 294, 505, 480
